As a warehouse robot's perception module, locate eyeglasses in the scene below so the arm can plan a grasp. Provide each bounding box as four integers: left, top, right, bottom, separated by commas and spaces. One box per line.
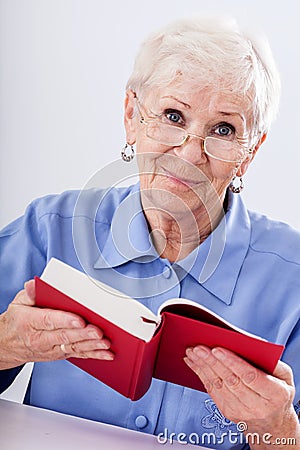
135, 96, 252, 163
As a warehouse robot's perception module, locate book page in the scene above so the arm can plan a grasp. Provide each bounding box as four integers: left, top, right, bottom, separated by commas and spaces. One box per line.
158, 298, 266, 341
41, 258, 158, 341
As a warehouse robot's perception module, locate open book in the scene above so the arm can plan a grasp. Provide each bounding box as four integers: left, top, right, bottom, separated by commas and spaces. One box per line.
35, 258, 284, 401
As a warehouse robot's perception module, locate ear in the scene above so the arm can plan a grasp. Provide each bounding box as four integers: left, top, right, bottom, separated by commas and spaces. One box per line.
124, 90, 137, 145
236, 133, 267, 177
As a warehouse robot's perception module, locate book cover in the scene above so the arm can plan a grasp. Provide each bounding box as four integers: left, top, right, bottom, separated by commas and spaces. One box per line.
35, 258, 285, 400
35, 277, 160, 400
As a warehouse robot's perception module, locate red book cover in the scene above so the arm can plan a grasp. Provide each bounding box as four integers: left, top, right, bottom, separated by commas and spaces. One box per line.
34, 258, 285, 400
154, 311, 284, 391
35, 277, 160, 400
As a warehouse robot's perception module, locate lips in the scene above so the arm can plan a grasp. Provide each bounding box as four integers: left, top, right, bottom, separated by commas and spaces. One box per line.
158, 166, 201, 187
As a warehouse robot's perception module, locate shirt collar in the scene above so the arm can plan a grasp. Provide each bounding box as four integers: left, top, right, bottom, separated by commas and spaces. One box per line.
175, 191, 251, 304
94, 184, 251, 305
94, 183, 159, 269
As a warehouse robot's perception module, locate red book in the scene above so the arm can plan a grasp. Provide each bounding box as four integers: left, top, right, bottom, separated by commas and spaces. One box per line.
35, 258, 284, 401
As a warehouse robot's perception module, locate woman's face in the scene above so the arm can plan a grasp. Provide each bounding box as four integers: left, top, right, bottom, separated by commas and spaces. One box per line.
125, 79, 261, 219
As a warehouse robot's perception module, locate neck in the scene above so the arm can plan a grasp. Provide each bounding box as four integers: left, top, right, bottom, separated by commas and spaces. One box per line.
141, 193, 225, 263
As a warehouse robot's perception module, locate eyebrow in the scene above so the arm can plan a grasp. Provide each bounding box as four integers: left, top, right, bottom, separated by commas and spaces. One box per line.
161, 95, 191, 109
161, 96, 245, 122
218, 111, 245, 122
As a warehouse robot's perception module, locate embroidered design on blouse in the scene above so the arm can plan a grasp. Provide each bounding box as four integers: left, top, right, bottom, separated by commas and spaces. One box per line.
202, 399, 234, 438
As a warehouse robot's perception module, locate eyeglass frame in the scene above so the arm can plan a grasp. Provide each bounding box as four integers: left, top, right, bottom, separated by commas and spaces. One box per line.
133, 93, 253, 163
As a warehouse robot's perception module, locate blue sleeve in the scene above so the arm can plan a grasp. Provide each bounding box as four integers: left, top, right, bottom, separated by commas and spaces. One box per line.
0, 201, 47, 392
282, 320, 300, 421
0, 367, 25, 393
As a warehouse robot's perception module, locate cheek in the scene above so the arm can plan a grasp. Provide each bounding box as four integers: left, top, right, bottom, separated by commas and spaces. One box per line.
135, 142, 161, 190
208, 159, 237, 182
135, 132, 168, 155
135, 135, 171, 173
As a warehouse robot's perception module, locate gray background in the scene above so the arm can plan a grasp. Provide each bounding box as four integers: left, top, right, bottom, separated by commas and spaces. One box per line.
0, 0, 299, 400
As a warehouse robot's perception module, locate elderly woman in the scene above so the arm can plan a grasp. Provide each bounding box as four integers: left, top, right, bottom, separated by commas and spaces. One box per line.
0, 16, 299, 449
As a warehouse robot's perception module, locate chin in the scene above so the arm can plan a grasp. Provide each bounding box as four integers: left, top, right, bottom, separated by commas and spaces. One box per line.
142, 181, 205, 218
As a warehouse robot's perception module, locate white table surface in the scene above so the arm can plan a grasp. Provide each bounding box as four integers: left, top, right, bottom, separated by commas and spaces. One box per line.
0, 399, 200, 449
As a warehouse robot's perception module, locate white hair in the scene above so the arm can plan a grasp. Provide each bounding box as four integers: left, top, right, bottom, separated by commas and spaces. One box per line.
126, 16, 281, 138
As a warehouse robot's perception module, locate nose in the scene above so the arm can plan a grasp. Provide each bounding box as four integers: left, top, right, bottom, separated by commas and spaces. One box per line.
173, 135, 207, 165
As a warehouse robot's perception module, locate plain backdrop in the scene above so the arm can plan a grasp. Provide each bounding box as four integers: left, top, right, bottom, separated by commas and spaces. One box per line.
0, 0, 299, 400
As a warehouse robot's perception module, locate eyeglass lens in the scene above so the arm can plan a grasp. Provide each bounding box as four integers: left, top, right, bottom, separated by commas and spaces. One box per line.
146, 122, 245, 162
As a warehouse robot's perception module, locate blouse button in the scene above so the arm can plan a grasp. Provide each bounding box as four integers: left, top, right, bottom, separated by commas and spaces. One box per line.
135, 415, 148, 429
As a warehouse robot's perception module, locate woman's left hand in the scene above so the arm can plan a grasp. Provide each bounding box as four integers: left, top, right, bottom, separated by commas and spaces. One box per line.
184, 346, 300, 448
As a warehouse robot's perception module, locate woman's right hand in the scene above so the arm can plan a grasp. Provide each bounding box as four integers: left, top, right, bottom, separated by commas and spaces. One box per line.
0, 280, 114, 370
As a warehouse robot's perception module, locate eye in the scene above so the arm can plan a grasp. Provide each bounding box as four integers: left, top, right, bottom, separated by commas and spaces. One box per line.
214, 123, 235, 138
164, 109, 184, 125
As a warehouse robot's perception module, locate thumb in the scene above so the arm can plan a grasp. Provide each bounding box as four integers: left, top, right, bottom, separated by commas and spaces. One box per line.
272, 360, 294, 387
25, 279, 36, 302
13, 280, 36, 306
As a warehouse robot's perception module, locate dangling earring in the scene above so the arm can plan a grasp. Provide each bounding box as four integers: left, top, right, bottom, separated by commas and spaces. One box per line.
121, 143, 135, 162
229, 176, 244, 194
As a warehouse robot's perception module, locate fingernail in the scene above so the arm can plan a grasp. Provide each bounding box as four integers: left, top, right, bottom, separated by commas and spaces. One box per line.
103, 353, 114, 361
71, 320, 83, 328
212, 348, 226, 360
96, 341, 110, 349
88, 330, 100, 339
194, 346, 210, 358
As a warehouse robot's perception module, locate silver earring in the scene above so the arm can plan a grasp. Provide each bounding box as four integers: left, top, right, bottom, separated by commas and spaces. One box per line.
229, 176, 244, 194
121, 143, 135, 162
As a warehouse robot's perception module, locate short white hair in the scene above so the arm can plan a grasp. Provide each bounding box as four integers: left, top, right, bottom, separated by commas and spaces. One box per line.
126, 16, 281, 138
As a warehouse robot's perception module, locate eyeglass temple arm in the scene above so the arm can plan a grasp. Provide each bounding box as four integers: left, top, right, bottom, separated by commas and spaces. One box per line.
132, 92, 146, 123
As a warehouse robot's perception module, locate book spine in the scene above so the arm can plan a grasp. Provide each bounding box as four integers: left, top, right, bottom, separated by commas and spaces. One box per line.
128, 330, 162, 401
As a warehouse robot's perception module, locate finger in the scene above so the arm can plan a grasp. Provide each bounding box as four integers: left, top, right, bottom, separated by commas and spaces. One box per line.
30, 308, 86, 331
184, 355, 215, 393
24, 280, 36, 303
185, 346, 252, 403
184, 353, 252, 421
28, 323, 108, 354
272, 360, 294, 386
62, 339, 113, 355
211, 347, 289, 400
12, 287, 35, 306
59, 341, 114, 360
185, 346, 264, 414
12, 280, 36, 306
185, 346, 295, 425
52, 324, 109, 347
185, 347, 224, 394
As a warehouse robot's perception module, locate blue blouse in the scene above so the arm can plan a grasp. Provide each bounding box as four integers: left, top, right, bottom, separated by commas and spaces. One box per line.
0, 183, 299, 449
